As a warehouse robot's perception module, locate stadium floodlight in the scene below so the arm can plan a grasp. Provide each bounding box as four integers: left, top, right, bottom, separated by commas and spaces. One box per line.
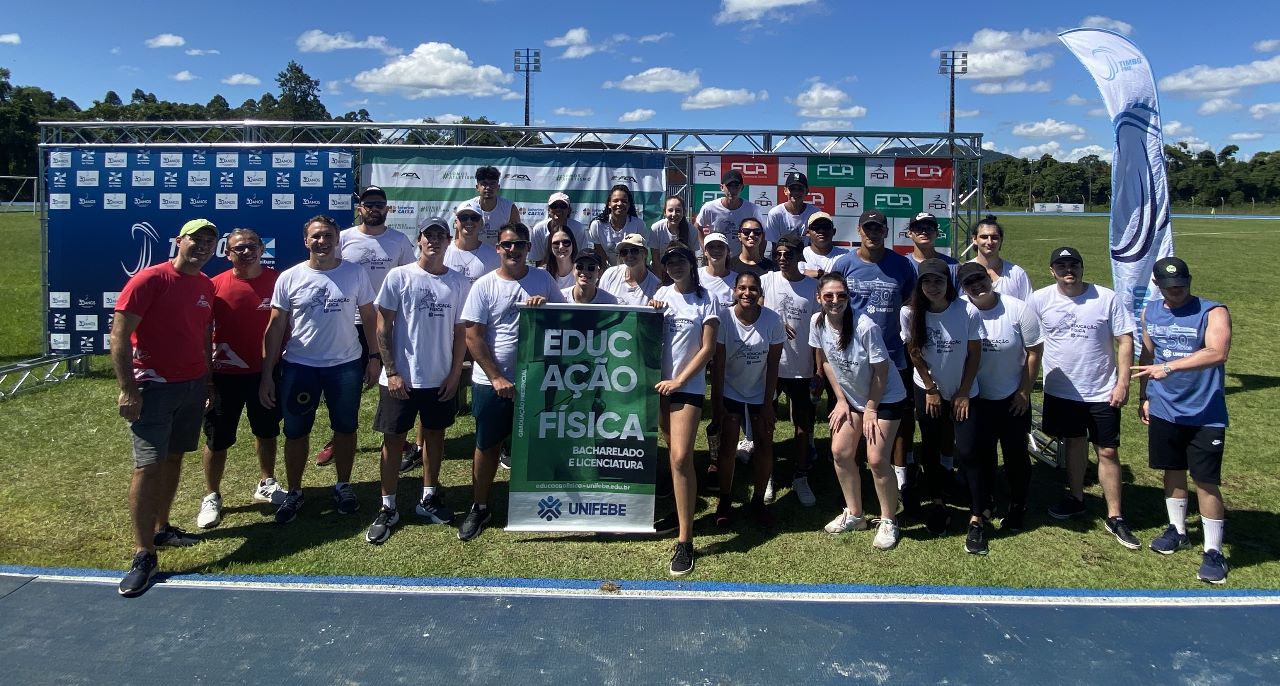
514, 48, 542, 127
938, 51, 968, 136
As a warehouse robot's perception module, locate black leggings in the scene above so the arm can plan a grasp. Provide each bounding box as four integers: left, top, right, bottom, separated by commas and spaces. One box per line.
913, 385, 979, 503
971, 394, 1032, 516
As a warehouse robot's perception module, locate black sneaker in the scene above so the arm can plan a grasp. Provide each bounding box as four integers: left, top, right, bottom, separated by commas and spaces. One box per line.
333, 483, 360, 515
118, 551, 157, 597
964, 522, 989, 555
669, 541, 695, 576
1001, 504, 1026, 532
275, 489, 304, 524
499, 449, 512, 470
653, 512, 679, 536
153, 525, 200, 548
398, 444, 423, 473
1104, 516, 1141, 550
1198, 549, 1229, 584
415, 494, 455, 524
925, 503, 951, 535
1047, 496, 1086, 520
457, 503, 492, 542
1150, 524, 1192, 554
365, 507, 400, 545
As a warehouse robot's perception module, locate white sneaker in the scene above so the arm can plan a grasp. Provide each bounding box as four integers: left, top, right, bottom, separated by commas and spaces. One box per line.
736, 439, 754, 464
873, 518, 900, 550
824, 508, 867, 534
792, 476, 816, 507
196, 492, 222, 529
762, 476, 776, 504
253, 478, 285, 505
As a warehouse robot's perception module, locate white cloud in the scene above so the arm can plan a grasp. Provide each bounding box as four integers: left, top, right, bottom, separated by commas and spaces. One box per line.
972, 80, 1051, 94
799, 120, 853, 131
1063, 144, 1112, 163
681, 87, 765, 110
109, 47, 120, 54
981, 140, 997, 151
1080, 16, 1133, 35
1013, 118, 1085, 139
1198, 98, 1241, 115
1163, 120, 1192, 136
1160, 55, 1280, 94
630, 56, 644, 63
791, 81, 867, 118
221, 73, 261, 86
1177, 137, 1212, 153
955, 109, 980, 118
171, 70, 198, 81
184, 48, 220, 56
619, 108, 656, 123
325, 80, 343, 95
1016, 141, 1062, 158
1254, 39, 1280, 53
604, 67, 700, 93
964, 50, 1054, 80
714, 0, 816, 24
1250, 102, 1280, 119
1064, 94, 1089, 106
352, 43, 514, 99
145, 33, 185, 48
1087, 107, 1108, 117
428, 113, 464, 124
545, 27, 597, 59
296, 29, 400, 56
637, 32, 673, 43
0, 33, 21, 45
553, 107, 594, 117
345, 98, 370, 107
956, 28, 1057, 52
1229, 132, 1265, 141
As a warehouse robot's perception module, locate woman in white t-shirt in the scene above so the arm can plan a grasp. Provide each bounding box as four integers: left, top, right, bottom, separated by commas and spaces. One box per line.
589, 184, 647, 266
541, 227, 580, 291
649, 242, 720, 577
902, 258, 984, 551
711, 272, 786, 528
809, 273, 907, 550
561, 252, 618, 304
599, 233, 661, 306
651, 196, 693, 285
695, 232, 737, 469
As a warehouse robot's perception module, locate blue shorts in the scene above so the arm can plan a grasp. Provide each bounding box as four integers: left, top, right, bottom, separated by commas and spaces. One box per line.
278, 359, 363, 439
472, 383, 514, 452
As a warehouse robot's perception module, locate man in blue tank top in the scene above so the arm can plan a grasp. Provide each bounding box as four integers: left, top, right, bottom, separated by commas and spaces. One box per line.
1134, 257, 1232, 584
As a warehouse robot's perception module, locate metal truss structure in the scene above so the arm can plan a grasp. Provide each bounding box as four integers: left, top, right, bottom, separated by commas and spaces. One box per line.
0, 354, 91, 401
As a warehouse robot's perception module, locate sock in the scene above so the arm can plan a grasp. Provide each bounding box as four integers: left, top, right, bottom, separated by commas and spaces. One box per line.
1203, 517, 1225, 552
381, 494, 396, 509
940, 454, 954, 471
894, 466, 908, 490
1166, 497, 1188, 534
423, 486, 437, 499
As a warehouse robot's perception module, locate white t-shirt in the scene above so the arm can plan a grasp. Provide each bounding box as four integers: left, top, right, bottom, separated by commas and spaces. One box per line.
800, 245, 849, 275
654, 284, 720, 396
765, 203, 820, 244
989, 259, 1034, 301
899, 299, 983, 398
542, 266, 576, 291
272, 260, 374, 367
967, 294, 1042, 400
761, 272, 819, 379
809, 312, 907, 411
560, 286, 619, 304
1030, 283, 1136, 402
466, 195, 516, 246
588, 215, 648, 264
529, 218, 588, 263
695, 199, 761, 255
460, 269, 564, 386
599, 265, 661, 306
374, 263, 470, 389
649, 218, 691, 254
340, 227, 416, 324
443, 242, 502, 286
719, 306, 787, 404
698, 268, 738, 315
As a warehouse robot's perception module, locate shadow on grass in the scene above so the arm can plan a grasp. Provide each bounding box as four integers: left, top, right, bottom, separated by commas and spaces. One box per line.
1226, 372, 1280, 397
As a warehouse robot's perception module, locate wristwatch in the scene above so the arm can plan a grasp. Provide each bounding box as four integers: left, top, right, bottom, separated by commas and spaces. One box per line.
1161, 362, 1172, 376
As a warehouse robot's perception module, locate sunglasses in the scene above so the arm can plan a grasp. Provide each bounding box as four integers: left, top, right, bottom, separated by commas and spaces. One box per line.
549, 203, 569, 210
457, 213, 482, 223
618, 247, 643, 256
228, 244, 261, 253
820, 292, 850, 302
551, 239, 574, 248
360, 201, 387, 209
739, 229, 764, 237
498, 240, 531, 251
962, 276, 987, 288
908, 225, 938, 234
574, 262, 599, 273
774, 250, 795, 259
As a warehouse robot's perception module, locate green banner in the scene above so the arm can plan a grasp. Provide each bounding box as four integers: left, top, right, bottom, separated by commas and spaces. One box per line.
507, 304, 662, 532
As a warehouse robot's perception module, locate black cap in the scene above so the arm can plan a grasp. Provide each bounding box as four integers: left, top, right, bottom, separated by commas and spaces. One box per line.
784, 171, 809, 188
475, 166, 501, 181
358, 185, 386, 200
917, 258, 951, 281
573, 251, 604, 268
957, 261, 987, 284
1153, 256, 1191, 287
722, 169, 744, 185
417, 216, 450, 236
908, 212, 939, 229
1049, 246, 1083, 265
774, 234, 804, 252
661, 242, 697, 264
858, 210, 887, 228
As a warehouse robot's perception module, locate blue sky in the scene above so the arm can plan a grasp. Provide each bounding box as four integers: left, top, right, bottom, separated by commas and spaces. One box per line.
5, 0, 1280, 161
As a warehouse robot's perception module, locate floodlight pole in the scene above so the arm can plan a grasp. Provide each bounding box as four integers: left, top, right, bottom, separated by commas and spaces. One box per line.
938, 50, 968, 144
514, 48, 542, 126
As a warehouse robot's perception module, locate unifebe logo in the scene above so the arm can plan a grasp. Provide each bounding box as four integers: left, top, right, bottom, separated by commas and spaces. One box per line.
104, 193, 126, 210
77, 171, 99, 187
245, 194, 265, 208
537, 496, 562, 522
159, 193, 182, 210
103, 291, 120, 308
216, 152, 238, 168
49, 151, 72, 168
328, 194, 351, 211
272, 193, 294, 210
188, 194, 209, 209
122, 222, 159, 277
216, 194, 238, 210
75, 314, 98, 331
132, 196, 153, 209
301, 194, 322, 209
104, 152, 127, 168
50, 333, 70, 350
132, 170, 154, 187
188, 171, 211, 187
272, 152, 295, 168
49, 291, 71, 308
328, 151, 352, 168
160, 153, 183, 168
77, 197, 97, 208
244, 171, 266, 187
49, 194, 71, 210
300, 171, 323, 187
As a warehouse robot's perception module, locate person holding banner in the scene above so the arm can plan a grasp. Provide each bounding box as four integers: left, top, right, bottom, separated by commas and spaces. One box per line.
650, 242, 721, 575
600, 233, 661, 306
800, 213, 847, 278
589, 184, 647, 266
765, 172, 821, 244
444, 200, 502, 286
1133, 257, 1231, 584
364, 217, 470, 545
967, 215, 1033, 301
712, 272, 786, 527
540, 227, 582, 290
809, 273, 907, 550
469, 166, 521, 246
650, 196, 693, 284
562, 252, 617, 305
729, 217, 777, 278
458, 222, 564, 541
1031, 247, 1140, 550
530, 192, 587, 265
695, 169, 760, 256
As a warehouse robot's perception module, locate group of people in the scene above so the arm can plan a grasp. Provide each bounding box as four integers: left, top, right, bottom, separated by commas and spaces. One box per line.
111, 166, 1232, 595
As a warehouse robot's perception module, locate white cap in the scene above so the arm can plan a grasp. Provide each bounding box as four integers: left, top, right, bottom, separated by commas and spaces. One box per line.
704, 232, 729, 246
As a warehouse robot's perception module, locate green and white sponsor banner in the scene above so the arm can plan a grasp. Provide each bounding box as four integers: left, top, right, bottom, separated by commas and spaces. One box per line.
507, 304, 662, 533
363, 148, 666, 241
691, 155, 954, 255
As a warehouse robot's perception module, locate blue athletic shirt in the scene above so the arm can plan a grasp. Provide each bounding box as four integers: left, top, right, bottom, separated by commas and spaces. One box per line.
828, 249, 915, 369
1142, 296, 1228, 427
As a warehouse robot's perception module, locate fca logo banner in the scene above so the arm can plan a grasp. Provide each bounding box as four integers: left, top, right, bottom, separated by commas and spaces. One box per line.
840, 193, 859, 208
698, 163, 716, 177
731, 162, 768, 177
806, 192, 826, 205
874, 194, 912, 207
816, 164, 856, 177
904, 165, 945, 179
869, 166, 890, 180
702, 191, 721, 203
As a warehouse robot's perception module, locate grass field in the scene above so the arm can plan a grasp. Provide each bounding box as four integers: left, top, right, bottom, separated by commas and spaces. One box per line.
1, 213, 1278, 589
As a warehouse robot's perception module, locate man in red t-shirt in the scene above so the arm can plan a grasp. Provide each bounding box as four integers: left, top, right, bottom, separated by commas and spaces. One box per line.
112, 218, 218, 597
195, 228, 283, 529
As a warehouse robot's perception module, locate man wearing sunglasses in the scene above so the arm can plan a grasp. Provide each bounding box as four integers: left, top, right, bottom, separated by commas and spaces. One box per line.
728, 217, 777, 278
530, 192, 587, 265
469, 166, 522, 246
696, 169, 762, 256
800, 212, 848, 278
458, 222, 564, 541
765, 171, 821, 245
905, 212, 958, 281
444, 200, 502, 285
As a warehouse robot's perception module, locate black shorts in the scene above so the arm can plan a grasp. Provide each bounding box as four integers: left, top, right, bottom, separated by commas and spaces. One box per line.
372, 385, 458, 436
1148, 415, 1225, 485
203, 372, 282, 451
776, 378, 816, 429
723, 398, 765, 423
869, 398, 910, 422
1041, 394, 1120, 448
668, 392, 704, 409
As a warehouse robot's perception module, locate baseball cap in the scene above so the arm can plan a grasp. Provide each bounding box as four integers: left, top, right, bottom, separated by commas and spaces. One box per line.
703, 232, 729, 246
661, 242, 697, 264
858, 210, 888, 228
774, 234, 804, 252
574, 251, 604, 269
917, 258, 951, 281
358, 185, 386, 200
619, 233, 648, 249
547, 192, 571, 207
1049, 246, 1083, 265
418, 216, 450, 236
956, 261, 988, 284
722, 169, 744, 185
454, 200, 482, 217
784, 171, 809, 188
908, 212, 939, 229
807, 212, 835, 231
1153, 256, 1191, 287
475, 166, 500, 181
179, 218, 217, 237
